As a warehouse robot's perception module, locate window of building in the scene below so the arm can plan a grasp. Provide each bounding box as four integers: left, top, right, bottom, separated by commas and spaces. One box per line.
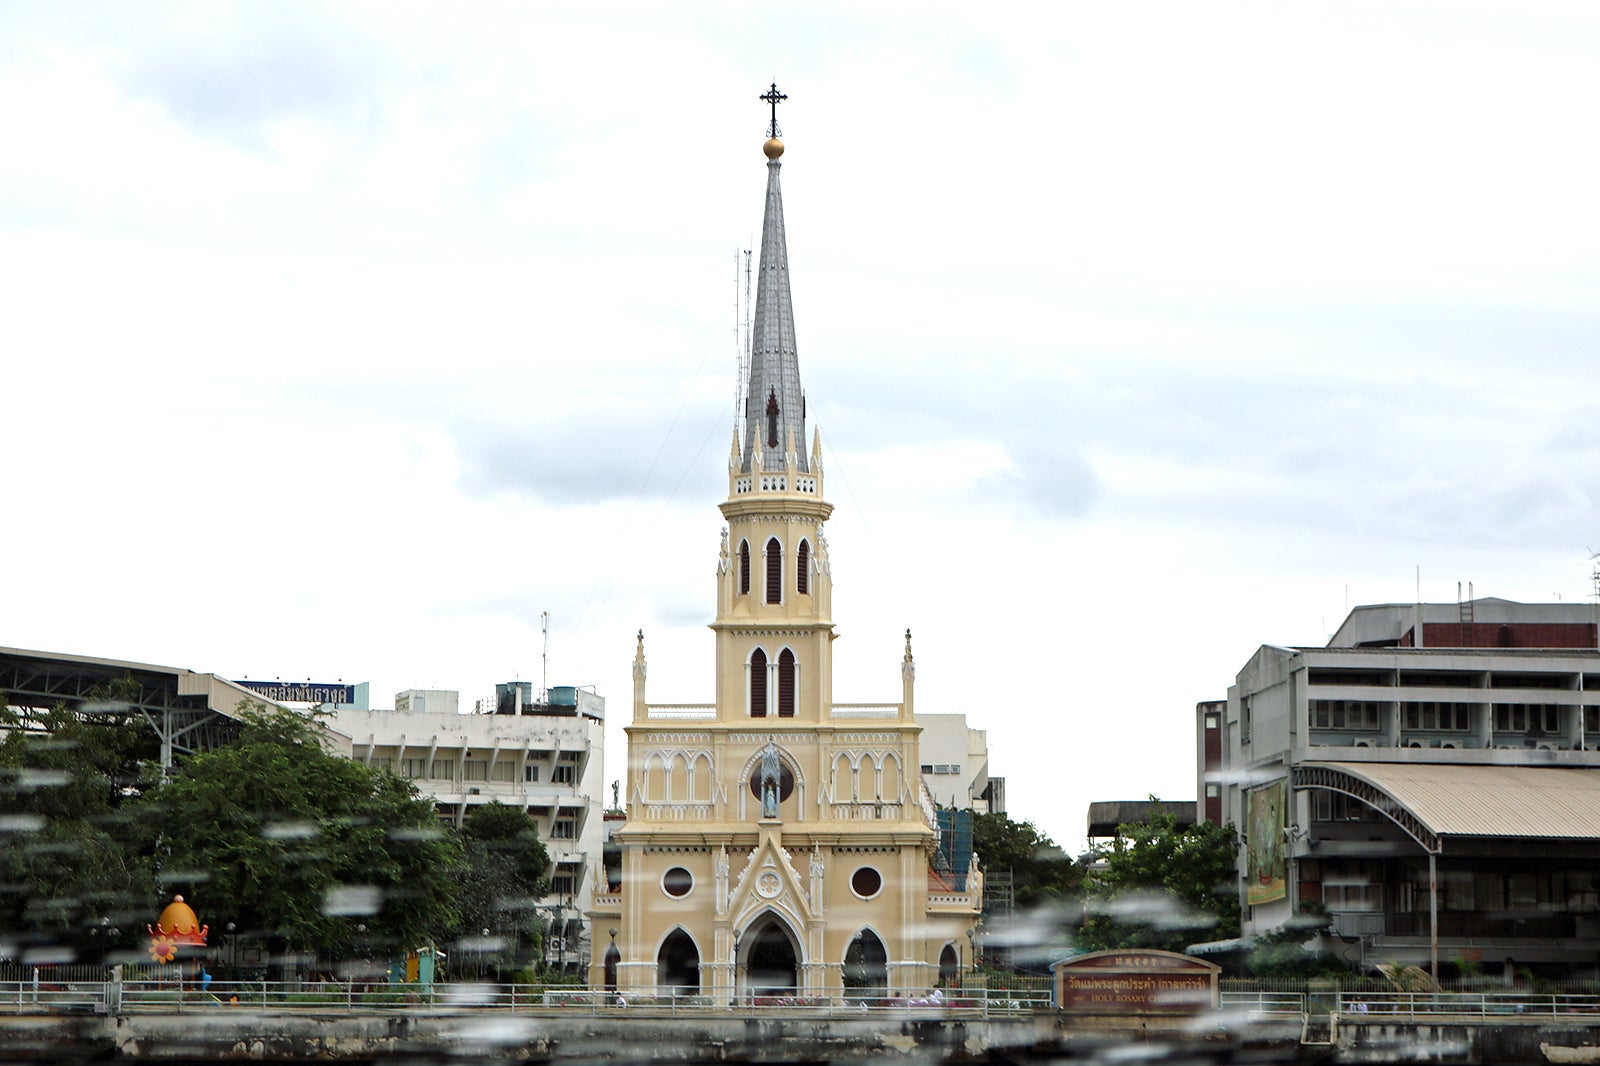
765, 538, 783, 605
1310, 700, 1382, 730
400, 758, 428, 778
525, 765, 540, 783
552, 764, 576, 785
431, 762, 457, 781
1311, 792, 1376, 822
1321, 860, 1383, 911
492, 763, 516, 782
463, 760, 488, 782
778, 649, 796, 717
1205, 783, 1220, 799
739, 540, 750, 596
552, 874, 575, 897
1401, 702, 1472, 731
747, 761, 794, 802
553, 819, 576, 839
850, 867, 883, 899
751, 648, 768, 717
1494, 703, 1561, 733
1586, 706, 1600, 734
662, 867, 693, 898
796, 540, 810, 595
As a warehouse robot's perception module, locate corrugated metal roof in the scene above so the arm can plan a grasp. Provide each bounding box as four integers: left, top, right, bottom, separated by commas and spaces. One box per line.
1321, 762, 1600, 839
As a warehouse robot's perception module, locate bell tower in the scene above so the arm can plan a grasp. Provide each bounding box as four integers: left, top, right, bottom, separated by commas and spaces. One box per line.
601, 87, 980, 1003
713, 91, 834, 725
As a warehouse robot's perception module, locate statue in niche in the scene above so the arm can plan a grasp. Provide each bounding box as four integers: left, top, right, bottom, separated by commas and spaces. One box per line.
760, 741, 781, 819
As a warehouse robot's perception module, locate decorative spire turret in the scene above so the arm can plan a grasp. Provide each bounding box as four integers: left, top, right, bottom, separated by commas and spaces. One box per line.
743, 83, 806, 475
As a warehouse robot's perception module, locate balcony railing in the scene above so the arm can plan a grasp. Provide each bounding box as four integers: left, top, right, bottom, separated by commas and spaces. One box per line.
830, 704, 900, 718
645, 705, 717, 720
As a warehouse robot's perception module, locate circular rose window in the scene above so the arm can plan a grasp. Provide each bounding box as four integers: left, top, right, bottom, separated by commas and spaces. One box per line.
662, 867, 693, 898
850, 866, 883, 899
747, 762, 795, 802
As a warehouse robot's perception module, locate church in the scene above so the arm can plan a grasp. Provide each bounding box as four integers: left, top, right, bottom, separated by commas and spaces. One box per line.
586, 89, 982, 1001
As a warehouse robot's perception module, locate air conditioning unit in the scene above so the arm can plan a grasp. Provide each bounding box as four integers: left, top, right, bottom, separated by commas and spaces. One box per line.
1536, 742, 1559, 751
1439, 741, 1458, 749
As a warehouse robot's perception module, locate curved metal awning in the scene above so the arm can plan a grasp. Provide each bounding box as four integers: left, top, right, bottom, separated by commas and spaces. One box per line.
1294, 762, 1600, 854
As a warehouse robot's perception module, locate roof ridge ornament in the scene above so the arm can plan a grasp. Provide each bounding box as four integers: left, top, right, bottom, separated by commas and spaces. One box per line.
760, 82, 786, 139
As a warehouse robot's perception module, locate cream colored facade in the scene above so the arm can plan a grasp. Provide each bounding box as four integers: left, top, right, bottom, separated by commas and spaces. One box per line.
587, 119, 980, 1001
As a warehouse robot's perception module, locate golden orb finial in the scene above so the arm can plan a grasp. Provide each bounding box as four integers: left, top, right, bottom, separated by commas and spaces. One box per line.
763, 137, 784, 160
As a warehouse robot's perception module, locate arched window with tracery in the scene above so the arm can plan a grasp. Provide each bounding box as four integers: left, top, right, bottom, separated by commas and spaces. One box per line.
778, 649, 796, 718
796, 540, 810, 596
765, 538, 782, 605
739, 540, 750, 596
750, 648, 768, 718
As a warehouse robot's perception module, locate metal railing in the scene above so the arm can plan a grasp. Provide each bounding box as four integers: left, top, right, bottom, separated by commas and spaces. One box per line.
1337, 991, 1600, 1018
1220, 990, 1307, 1016
2, 979, 1052, 1017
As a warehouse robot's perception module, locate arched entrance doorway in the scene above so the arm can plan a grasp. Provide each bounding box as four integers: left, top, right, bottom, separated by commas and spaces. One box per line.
843, 928, 888, 999
657, 929, 700, 995
604, 939, 620, 993
740, 914, 800, 998
939, 943, 959, 987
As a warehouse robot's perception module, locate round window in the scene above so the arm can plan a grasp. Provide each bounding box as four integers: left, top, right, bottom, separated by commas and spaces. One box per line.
850, 866, 882, 899
747, 762, 795, 802
662, 867, 693, 898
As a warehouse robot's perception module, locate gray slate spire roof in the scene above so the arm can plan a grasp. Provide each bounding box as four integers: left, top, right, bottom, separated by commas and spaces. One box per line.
742, 156, 807, 474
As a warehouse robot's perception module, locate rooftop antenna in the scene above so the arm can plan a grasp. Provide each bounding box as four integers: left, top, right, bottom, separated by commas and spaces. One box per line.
541, 611, 550, 704
735, 247, 752, 441
1588, 548, 1600, 649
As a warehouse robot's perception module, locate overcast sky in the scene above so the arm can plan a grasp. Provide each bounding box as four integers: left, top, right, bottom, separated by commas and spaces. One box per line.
6, 3, 1600, 852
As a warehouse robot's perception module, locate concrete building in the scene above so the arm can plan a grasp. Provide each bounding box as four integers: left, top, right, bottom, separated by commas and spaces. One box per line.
587, 109, 981, 1001
329, 683, 605, 973
1205, 597, 1600, 979
917, 714, 1004, 815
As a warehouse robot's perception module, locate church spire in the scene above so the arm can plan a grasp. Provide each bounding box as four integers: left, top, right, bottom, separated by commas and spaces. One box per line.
743, 84, 807, 474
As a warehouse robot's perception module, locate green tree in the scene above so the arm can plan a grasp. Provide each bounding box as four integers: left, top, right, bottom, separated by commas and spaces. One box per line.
971, 811, 1084, 908
0, 685, 160, 960
128, 703, 461, 966
449, 801, 550, 977
1078, 812, 1240, 955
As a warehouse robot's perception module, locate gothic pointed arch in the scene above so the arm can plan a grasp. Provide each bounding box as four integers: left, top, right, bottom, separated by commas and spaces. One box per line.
656, 927, 701, 994
739, 909, 802, 997
604, 939, 621, 992
939, 943, 959, 986
738, 539, 751, 596
796, 538, 810, 595
842, 927, 889, 996
879, 751, 902, 802
777, 648, 796, 717
749, 647, 768, 717
765, 537, 783, 604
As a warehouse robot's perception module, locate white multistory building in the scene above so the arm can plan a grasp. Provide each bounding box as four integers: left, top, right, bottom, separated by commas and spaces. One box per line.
1204, 597, 1600, 980
916, 713, 1005, 814
330, 682, 606, 973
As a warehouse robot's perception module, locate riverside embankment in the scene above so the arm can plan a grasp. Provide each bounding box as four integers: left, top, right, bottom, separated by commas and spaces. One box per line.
9, 984, 1600, 1062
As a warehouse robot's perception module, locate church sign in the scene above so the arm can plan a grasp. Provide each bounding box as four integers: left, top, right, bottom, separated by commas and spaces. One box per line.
1052, 950, 1219, 1013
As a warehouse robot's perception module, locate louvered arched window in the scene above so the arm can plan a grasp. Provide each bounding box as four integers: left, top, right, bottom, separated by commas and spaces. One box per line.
765, 538, 782, 605
796, 540, 810, 596
778, 649, 796, 718
750, 648, 768, 717
738, 540, 750, 596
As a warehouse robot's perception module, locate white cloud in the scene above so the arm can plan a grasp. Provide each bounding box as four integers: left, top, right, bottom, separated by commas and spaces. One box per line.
3, 2, 1600, 854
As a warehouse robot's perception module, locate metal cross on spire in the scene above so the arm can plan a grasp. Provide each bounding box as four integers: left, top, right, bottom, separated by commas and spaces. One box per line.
760, 82, 787, 138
